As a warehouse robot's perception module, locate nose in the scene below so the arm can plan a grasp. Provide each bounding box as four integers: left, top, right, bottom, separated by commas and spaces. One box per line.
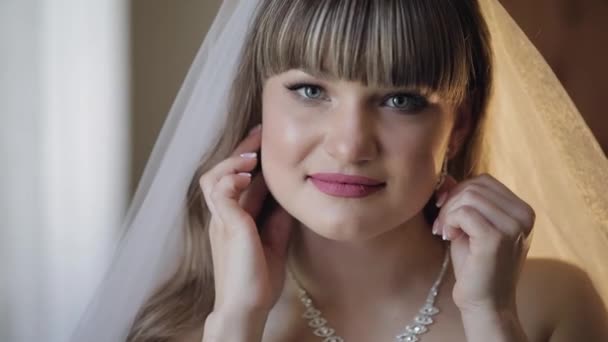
323, 103, 379, 164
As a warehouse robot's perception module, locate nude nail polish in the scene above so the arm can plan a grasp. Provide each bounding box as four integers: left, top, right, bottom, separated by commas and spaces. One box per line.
240, 152, 257, 159
436, 192, 448, 207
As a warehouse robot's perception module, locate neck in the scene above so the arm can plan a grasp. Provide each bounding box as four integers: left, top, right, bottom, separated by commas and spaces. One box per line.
286, 212, 449, 311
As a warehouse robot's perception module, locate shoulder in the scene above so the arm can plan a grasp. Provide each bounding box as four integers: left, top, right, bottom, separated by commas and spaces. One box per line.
517, 258, 608, 341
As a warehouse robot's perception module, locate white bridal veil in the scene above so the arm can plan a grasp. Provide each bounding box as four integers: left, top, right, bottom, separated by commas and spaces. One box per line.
69, 0, 608, 340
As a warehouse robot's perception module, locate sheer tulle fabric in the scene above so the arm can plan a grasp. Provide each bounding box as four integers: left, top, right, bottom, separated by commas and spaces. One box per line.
69, 0, 608, 340
69, 1, 259, 341
477, 0, 608, 303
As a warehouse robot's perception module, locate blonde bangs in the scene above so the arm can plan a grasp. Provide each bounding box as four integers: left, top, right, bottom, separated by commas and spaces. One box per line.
253, 0, 474, 103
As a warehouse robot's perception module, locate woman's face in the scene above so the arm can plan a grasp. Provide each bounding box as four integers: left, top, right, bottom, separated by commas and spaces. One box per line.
261, 69, 459, 241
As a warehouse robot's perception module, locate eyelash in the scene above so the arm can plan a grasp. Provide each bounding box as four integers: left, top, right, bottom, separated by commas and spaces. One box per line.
284, 82, 429, 113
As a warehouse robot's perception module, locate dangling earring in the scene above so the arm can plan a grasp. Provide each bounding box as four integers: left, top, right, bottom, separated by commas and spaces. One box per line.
435, 147, 450, 190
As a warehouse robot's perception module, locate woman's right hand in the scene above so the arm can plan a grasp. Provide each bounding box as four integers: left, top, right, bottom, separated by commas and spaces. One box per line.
199, 124, 295, 318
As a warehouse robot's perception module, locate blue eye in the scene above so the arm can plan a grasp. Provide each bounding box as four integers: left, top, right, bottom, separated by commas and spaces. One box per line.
285, 83, 326, 100
302, 86, 323, 99
384, 94, 429, 113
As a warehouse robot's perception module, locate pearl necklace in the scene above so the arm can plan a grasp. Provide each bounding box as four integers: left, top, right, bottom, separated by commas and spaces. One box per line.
286, 243, 451, 342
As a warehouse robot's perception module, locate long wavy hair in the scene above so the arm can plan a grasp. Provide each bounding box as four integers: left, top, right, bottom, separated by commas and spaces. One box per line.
127, 0, 493, 340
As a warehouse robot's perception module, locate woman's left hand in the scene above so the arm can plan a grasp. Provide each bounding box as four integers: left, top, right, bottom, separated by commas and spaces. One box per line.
433, 173, 535, 315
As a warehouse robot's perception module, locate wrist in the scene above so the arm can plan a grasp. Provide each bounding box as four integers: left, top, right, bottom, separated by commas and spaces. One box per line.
203, 309, 269, 342
460, 308, 529, 342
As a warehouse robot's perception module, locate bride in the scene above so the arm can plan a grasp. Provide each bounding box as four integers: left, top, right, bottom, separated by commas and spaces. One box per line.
70, 0, 608, 341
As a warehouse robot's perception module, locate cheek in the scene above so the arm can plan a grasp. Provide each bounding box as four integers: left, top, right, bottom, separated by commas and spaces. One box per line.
261, 104, 303, 169
260, 94, 314, 194
383, 120, 442, 173
380, 123, 445, 209
260, 92, 323, 172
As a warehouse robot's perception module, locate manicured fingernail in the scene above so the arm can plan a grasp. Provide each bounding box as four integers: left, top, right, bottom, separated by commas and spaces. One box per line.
436, 192, 448, 207
432, 220, 439, 235
442, 229, 449, 240
238, 172, 252, 177
240, 152, 257, 159
248, 124, 262, 135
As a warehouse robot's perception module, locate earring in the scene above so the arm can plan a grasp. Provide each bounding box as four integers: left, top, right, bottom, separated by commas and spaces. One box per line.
434, 147, 450, 190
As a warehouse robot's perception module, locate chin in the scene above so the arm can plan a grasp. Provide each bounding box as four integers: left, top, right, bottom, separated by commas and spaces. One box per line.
295, 214, 388, 241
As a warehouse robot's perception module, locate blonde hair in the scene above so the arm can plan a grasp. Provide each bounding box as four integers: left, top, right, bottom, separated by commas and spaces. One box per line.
127, 0, 492, 340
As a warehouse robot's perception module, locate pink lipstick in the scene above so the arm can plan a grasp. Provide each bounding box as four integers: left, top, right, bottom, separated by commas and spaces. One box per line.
308, 173, 385, 198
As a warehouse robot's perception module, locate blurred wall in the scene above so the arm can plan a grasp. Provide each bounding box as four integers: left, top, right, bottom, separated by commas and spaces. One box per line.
500, 0, 608, 155
129, 0, 607, 196
130, 0, 222, 195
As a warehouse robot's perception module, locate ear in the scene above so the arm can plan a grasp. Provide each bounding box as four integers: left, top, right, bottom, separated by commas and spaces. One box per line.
448, 102, 473, 159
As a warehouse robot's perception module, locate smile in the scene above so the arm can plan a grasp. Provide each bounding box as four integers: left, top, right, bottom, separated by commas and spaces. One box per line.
307, 173, 386, 198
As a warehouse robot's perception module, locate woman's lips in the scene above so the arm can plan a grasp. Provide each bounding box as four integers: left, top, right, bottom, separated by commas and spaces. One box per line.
307, 173, 386, 198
